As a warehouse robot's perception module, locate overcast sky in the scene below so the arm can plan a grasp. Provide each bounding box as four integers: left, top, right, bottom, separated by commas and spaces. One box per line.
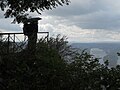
1, 0, 120, 42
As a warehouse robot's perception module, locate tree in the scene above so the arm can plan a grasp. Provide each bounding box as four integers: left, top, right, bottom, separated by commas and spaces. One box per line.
37, 34, 77, 62
0, 0, 70, 23
1, 35, 120, 90
0, 35, 72, 90
68, 51, 120, 90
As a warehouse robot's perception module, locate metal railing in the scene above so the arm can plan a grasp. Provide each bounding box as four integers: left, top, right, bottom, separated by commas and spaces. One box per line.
0, 32, 49, 54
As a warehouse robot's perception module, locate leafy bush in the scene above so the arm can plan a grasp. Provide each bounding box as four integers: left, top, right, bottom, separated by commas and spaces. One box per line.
0, 35, 120, 90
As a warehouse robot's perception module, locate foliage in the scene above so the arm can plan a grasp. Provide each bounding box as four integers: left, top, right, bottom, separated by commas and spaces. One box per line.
37, 34, 77, 62
0, 35, 71, 90
0, 0, 70, 23
68, 51, 120, 90
0, 36, 120, 90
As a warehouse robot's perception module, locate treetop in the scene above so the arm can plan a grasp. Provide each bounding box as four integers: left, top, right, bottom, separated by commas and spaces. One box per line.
0, 0, 70, 23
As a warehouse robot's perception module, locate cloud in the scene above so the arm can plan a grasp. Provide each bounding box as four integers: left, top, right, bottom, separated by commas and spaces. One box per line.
0, 10, 5, 18
39, 16, 120, 42
43, 0, 120, 30
71, 11, 120, 30
1, 0, 120, 42
0, 18, 22, 32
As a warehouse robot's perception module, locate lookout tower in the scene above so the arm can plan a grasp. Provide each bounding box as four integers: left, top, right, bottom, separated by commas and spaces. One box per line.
0, 17, 49, 55
23, 17, 42, 53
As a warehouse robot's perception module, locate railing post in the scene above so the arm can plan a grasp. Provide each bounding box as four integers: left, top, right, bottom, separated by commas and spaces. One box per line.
7, 34, 10, 54
13, 34, 15, 53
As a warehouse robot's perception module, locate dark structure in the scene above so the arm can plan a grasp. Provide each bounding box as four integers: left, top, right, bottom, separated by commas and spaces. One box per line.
0, 18, 49, 55
23, 17, 42, 53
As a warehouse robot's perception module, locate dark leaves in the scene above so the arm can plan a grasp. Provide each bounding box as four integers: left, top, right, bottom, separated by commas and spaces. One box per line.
0, 0, 70, 23
1, 35, 120, 89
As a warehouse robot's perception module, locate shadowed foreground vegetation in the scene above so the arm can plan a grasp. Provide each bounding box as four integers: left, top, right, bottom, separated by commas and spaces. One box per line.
0, 35, 120, 90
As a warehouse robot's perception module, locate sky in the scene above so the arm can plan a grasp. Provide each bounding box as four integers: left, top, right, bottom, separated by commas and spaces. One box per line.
1, 0, 120, 43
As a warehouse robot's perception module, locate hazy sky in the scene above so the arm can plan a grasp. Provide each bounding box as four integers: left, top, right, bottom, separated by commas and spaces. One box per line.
1, 0, 120, 42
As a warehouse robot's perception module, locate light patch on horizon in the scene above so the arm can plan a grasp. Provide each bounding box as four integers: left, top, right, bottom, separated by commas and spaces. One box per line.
39, 16, 120, 42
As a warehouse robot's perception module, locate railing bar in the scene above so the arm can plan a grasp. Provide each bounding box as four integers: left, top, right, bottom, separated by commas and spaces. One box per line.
0, 32, 49, 54
0, 32, 49, 35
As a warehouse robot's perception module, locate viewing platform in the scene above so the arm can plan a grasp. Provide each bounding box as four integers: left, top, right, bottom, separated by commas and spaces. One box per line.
0, 32, 49, 54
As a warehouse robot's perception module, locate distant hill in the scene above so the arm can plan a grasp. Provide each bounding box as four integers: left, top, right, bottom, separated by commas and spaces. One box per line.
71, 42, 120, 53
71, 42, 120, 67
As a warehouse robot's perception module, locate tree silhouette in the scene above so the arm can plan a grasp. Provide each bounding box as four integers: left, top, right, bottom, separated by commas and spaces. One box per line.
0, 0, 70, 23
